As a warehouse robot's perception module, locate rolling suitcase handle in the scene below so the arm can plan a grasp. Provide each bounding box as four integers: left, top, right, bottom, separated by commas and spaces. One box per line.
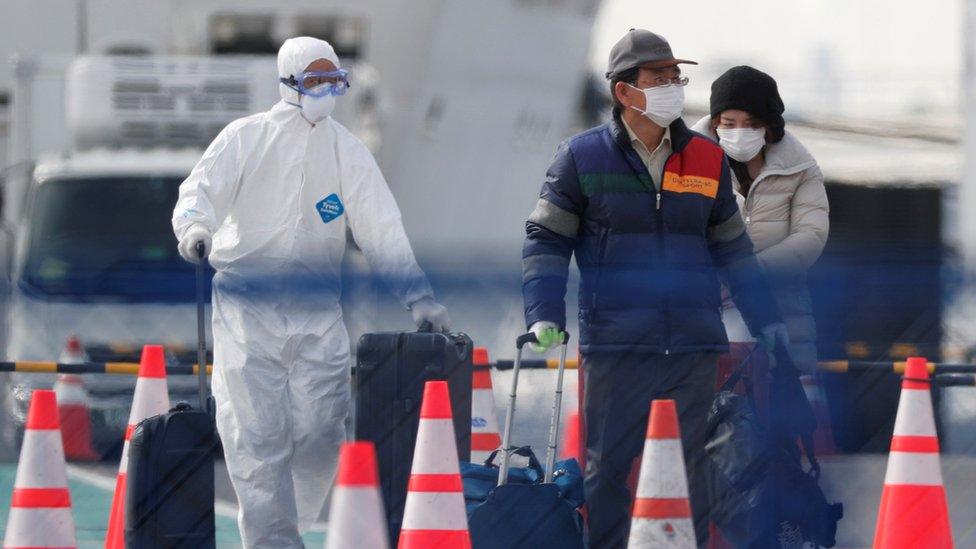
543, 336, 570, 484
498, 331, 571, 487
195, 242, 210, 416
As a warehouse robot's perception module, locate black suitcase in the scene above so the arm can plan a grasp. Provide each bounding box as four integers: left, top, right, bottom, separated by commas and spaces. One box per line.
355, 329, 473, 545
125, 242, 217, 548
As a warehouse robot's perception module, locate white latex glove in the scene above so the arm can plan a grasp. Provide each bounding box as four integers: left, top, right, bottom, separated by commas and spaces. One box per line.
529, 321, 562, 353
411, 297, 452, 333
178, 225, 212, 264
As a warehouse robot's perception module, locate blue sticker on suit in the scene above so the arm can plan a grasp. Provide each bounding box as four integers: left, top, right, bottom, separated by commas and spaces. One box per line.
316, 194, 344, 223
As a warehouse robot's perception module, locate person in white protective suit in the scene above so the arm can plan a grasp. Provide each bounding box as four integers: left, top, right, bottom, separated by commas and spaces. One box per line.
172, 37, 451, 547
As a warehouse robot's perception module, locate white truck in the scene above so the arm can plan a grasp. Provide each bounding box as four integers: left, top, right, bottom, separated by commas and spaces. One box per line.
0, 54, 375, 455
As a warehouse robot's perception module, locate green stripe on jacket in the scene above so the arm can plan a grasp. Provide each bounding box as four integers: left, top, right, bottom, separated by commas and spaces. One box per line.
579, 173, 653, 195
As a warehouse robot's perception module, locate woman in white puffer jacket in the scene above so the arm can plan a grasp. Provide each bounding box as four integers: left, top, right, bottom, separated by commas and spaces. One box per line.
691, 65, 829, 372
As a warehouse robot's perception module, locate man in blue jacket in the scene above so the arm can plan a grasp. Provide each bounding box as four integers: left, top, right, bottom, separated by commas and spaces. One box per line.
523, 29, 788, 547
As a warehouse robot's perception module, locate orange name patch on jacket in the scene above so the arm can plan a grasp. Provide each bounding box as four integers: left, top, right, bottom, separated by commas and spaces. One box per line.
662, 172, 719, 198
661, 136, 724, 199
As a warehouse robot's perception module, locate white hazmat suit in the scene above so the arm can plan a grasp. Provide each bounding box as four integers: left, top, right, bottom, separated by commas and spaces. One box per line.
173, 37, 447, 547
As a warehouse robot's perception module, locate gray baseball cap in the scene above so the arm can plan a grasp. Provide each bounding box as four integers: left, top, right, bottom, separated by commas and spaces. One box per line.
605, 29, 697, 80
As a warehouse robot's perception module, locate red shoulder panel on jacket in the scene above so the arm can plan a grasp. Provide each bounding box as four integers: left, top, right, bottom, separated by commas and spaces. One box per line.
662, 136, 724, 199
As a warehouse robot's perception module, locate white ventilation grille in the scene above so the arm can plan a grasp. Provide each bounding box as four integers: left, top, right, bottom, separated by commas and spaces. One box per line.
67, 56, 277, 149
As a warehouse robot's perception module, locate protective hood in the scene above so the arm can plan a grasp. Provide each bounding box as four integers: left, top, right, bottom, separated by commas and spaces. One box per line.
277, 36, 341, 105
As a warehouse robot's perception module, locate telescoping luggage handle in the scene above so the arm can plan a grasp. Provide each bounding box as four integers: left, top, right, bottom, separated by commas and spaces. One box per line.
195, 243, 210, 416
497, 331, 571, 487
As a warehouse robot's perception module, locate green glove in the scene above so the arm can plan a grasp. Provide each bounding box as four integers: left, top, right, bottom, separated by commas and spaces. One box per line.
529, 321, 564, 353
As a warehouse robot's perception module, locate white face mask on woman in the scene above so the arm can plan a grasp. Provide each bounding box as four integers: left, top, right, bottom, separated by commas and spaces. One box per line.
716, 127, 766, 162
627, 83, 685, 128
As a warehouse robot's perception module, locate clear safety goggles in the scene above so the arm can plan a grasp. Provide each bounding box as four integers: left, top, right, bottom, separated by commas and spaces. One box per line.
280, 69, 350, 97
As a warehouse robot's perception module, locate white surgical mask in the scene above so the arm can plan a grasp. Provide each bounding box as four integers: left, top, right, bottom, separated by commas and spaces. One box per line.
628, 83, 685, 128
716, 127, 766, 162
300, 93, 336, 123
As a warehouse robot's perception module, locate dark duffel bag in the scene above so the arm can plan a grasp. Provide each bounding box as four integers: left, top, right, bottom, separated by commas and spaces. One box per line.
355, 328, 473, 545
462, 447, 584, 549
706, 346, 843, 548
461, 446, 584, 515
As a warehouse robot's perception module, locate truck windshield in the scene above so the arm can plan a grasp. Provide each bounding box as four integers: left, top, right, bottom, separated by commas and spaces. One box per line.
21, 175, 207, 302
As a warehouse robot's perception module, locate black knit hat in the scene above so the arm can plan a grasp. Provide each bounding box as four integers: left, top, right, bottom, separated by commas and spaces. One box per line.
710, 66, 785, 143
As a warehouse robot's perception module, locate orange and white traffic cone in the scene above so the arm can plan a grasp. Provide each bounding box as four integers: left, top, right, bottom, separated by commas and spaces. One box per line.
398, 381, 471, 549
326, 441, 389, 549
55, 335, 98, 461
873, 356, 953, 548
800, 374, 836, 456
54, 374, 99, 461
104, 344, 170, 549
3, 389, 77, 549
628, 399, 695, 549
470, 347, 501, 463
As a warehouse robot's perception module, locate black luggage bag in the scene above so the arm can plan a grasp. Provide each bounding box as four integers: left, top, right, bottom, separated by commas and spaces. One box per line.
355, 329, 473, 545
125, 242, 217, 548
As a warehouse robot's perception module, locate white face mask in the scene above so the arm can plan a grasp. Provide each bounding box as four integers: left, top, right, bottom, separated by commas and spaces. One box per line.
627, 83, 685, 128
716, 127, 766, 162
300, 93, 336, 123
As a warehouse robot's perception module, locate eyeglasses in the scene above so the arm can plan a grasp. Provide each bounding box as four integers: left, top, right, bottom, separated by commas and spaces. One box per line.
280, 69, 350, 97
635, 76, 690, 88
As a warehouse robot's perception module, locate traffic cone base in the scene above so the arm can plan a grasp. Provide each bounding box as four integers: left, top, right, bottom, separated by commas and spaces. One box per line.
5, 507, 77, 548
873, 357, 952, 549
4, 390, 77, 549
875, 486, 952, 547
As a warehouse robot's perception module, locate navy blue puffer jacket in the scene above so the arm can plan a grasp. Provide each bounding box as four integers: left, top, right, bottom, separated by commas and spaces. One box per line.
522, 114, 780, 354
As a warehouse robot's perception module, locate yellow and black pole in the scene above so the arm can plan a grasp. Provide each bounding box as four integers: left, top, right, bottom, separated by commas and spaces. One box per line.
0, 361, 213, 376
817, 360, 976, 375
